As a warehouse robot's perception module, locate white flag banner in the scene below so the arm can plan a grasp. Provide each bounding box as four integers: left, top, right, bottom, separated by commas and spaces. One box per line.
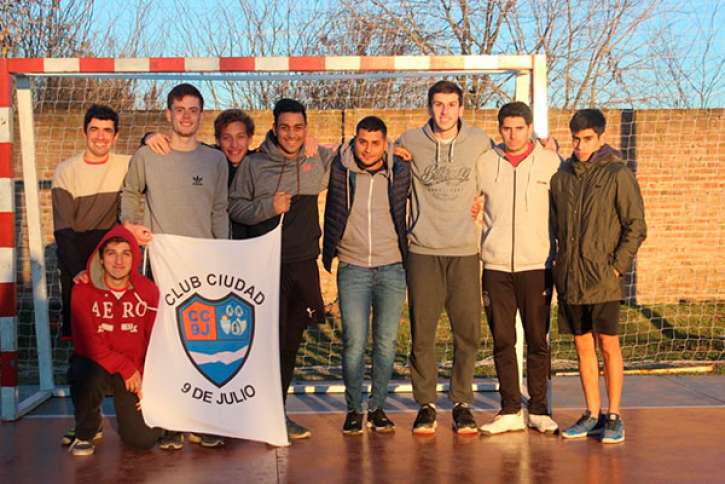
141, 226, 288, 446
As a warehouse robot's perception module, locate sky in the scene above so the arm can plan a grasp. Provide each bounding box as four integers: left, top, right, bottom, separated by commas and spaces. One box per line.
63, 0, 725, 108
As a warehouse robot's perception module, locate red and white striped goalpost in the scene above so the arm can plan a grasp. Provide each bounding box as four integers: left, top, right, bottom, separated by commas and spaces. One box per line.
0, 55, 548, 420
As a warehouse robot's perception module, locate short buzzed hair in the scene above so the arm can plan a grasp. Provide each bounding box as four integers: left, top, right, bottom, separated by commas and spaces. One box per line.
569, 109, 606, 135
427, 80, 464, 107
356, 116, 387, 137
167, 83, 204, 110
498, 102, 533, 126
214, 109, 255, 141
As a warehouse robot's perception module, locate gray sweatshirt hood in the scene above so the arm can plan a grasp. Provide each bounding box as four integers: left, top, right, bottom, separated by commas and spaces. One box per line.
259, 129, 306, 163
339, 139, 394, 177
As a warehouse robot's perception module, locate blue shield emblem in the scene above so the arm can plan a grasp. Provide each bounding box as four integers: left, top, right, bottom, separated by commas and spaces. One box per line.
176, 292, 255, 388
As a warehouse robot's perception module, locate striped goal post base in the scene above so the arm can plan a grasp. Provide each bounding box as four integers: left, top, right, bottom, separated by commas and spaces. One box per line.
0, 55, 548, 420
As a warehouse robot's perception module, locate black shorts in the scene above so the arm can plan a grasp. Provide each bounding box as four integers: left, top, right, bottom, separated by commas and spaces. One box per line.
557, 301, 620, 336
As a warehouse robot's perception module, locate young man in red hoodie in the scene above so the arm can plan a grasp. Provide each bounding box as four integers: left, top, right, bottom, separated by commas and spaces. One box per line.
67, 225, 161, 456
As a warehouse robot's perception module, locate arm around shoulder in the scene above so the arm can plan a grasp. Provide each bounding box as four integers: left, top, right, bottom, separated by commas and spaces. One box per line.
212, 155, 229, 239
228, 156, 278, 225
120, 150, 147, 225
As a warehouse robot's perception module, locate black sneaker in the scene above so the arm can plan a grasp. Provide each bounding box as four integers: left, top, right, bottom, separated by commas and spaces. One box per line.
342, 411, 364, 435
62, 425, 103, 446
412, 404, 437, 435
452, 403, 478, 435
367, 408, 395, 433
159, 431, 184, 450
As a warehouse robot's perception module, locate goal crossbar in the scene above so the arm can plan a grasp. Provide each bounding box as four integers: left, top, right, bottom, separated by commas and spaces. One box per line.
0, 55, 547, 420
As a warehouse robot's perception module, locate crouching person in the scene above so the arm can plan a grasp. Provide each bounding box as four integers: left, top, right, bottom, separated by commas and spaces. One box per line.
67, 225, 161, 455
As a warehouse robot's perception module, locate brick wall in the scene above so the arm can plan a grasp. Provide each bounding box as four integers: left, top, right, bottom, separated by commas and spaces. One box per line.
12, 108, 725, 308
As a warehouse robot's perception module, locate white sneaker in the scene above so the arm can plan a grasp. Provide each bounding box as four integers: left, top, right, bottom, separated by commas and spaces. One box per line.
528, 414, 559, 433
479, 411, 526, 435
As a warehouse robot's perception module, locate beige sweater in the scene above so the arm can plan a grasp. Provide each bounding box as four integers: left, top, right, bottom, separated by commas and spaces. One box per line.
477, 143, 561, 272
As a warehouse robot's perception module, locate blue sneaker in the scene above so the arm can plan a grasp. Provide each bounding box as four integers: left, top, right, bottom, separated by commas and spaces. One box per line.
561, 411, 605, 439
601, 413, 625, 444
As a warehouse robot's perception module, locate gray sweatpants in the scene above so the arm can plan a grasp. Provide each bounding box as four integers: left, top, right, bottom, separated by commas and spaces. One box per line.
407, 253, 482, 405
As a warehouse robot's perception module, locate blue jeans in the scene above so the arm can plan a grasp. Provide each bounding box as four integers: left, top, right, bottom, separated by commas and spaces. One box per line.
337, 262, 406, 413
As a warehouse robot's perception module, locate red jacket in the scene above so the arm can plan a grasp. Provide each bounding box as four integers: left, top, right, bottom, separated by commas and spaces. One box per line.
71, 225, 159, 380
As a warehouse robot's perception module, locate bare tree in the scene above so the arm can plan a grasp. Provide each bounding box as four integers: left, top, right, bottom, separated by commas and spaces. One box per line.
647, 1, 725, 108
1, 0, 164, 111
169, 0, 333, 109
337, 0, 519, 107
0, 0, 94, 58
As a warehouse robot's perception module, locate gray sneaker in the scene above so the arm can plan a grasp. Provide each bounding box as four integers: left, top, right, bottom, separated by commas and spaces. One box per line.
286, 416, 311, 440
561, 411, 605, 439
188, 433, 225, 448
601, 413, 625, 444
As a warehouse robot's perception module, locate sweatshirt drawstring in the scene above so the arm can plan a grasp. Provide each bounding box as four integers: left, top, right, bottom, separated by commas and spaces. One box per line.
495, 156, 502, 183
295, 158, 301, 195
274, 159, 288, 194
525, 153, 535, 212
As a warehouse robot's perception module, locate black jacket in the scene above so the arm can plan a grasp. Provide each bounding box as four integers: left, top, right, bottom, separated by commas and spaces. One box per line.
550, 144, 647, 304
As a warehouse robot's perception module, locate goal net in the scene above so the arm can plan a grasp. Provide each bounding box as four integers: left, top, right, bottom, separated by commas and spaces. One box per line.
2, 55, 723, 418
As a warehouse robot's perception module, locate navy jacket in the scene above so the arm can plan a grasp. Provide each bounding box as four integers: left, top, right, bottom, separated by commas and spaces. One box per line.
322, 148, 410, 272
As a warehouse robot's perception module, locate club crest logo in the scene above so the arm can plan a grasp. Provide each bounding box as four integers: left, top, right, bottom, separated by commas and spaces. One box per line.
176, 292, 255, 388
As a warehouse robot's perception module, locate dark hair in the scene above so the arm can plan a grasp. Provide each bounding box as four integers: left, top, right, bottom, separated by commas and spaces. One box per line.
98, 236, 130, 258
569, 109, 606, 135
427, 80, 464, 107
273, 98, 306, 124
498, 102, 533, 126
167, 83, 204, 110
83, 104, 119, 133
214, 109, 255, 140
355, 116, 387, 137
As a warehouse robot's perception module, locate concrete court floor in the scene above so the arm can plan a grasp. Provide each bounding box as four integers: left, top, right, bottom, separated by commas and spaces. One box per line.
2, 375, 723, 484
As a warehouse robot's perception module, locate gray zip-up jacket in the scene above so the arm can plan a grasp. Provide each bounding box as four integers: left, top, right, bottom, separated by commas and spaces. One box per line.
336, 141, 402, 268
478, 142, 561, 272
398, 119, 491, 256
121, 145, 229, 239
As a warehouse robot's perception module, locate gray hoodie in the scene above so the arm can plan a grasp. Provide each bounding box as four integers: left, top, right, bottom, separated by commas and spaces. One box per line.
228, 131, 334, 225
398, 119, 491, 256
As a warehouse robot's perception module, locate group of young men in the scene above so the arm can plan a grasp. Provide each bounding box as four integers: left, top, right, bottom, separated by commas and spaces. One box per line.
51, 79, 646, 456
